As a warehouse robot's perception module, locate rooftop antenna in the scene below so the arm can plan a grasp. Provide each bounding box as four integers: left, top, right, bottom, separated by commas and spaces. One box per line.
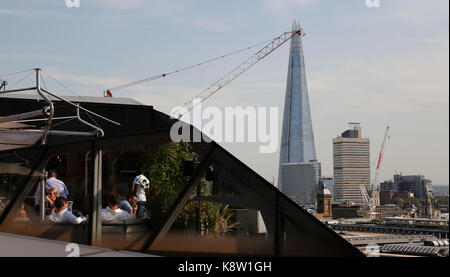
348, 122, 360, 129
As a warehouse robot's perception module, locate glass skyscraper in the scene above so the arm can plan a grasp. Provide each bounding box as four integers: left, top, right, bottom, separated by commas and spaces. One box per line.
278, 21, 318, 205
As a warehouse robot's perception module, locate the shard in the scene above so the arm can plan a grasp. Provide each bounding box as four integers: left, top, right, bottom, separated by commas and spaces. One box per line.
278, 21, 319, 205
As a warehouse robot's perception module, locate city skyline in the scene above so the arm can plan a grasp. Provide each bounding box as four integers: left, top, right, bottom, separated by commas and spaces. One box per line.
0, 0, 448, 185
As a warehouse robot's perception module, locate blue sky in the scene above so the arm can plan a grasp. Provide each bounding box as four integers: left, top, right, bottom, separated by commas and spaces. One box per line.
1, 0, 449, 185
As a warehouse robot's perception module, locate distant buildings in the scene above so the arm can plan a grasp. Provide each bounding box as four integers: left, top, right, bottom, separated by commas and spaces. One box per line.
332, 202, 360, 219
432, 185, 449, 197
278, 21, 319, 205
380, 174, 433, 205
394, 174, 432, 199
332, 123, 370, 206
375, 205, 404, 218
379, 190, 396, 206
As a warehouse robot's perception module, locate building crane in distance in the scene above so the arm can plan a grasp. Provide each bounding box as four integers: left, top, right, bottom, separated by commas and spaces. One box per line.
103, 27, 304, 119
361, 125, 390, 218
172, 28, 303, 119
373, 126, 390, 192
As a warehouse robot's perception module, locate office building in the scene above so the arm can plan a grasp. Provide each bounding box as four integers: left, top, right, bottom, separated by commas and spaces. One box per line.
333, 123, 370, 206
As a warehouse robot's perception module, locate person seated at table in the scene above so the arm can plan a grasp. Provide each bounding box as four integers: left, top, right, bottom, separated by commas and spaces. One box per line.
45, 188, 59, 215
102, 193, 136, 223
47, 197, 86, 225
118, 194, 138, 215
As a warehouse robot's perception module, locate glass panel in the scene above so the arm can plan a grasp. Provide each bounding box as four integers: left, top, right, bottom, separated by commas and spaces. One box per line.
0, 152, 32, 218
1, 137, 279, 256
0, 147, 92, 245
99, 141, 198, 251
144, 153, 276, 255
148, 199, 273, 255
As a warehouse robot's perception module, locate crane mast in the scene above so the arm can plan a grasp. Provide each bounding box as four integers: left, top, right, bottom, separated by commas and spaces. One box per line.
372, 126, 390, 192
173, 29, 303, 119
361, 126, 390, 217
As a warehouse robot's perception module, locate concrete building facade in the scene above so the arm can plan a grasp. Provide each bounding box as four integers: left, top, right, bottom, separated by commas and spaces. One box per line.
333, 123, 370, 206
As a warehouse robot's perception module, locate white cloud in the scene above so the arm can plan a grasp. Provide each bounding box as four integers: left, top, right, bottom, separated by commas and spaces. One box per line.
262, 0, 319, 14
88, 0, 180, 17
0, 52, 69, 63
46, 69, 122, 88
307, 51, 449, 114
0, 8, 28, 15
89, 0, 150, 10
188, 18, 233, 32
87, 0, 232, 32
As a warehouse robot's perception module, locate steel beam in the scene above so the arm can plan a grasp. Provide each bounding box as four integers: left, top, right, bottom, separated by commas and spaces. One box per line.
0, 87, 37, 94
41, 88, 121, 126
0, 107, 49, 124
89, 148, 102, 246
0, 147, 50, 227
35, 68, 54, 145
5, 129, 96, 137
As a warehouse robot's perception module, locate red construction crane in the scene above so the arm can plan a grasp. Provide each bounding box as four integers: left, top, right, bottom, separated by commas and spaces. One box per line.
173, 29, 302, 119
361, 125, 390, 216
372, 126, 390, 192
103, 28, 303, 115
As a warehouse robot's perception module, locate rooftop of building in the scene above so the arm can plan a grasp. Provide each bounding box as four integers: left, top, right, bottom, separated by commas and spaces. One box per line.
0, 93, 144, 106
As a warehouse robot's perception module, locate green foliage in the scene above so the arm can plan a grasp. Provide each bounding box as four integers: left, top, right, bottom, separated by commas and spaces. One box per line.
393, 197, 430, 209
145, 142, 198, 215
145, 142, 238, 236
434, 196, 449, 207
178, 201, 238, 236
